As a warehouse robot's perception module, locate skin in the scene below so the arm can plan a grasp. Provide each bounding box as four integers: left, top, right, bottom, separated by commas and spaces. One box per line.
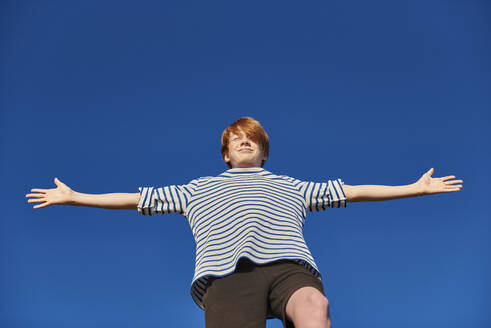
25, 129, 463, 328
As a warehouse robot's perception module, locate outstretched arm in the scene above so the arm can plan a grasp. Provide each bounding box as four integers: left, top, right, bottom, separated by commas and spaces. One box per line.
343, 168, 463, 202
26, 178, 140, 210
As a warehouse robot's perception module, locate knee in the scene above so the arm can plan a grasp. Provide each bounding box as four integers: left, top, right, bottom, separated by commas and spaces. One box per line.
307, 292, 329, 317
291, 289, 330, 320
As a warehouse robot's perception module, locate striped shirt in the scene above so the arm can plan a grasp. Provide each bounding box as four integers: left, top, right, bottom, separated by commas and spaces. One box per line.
137, 167, 347, 312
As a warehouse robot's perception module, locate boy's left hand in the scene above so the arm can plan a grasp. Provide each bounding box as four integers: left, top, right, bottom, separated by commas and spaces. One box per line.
415, 168, 463, 195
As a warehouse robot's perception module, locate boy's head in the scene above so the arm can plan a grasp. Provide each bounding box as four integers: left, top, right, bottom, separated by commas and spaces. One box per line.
221, 117, 269, 168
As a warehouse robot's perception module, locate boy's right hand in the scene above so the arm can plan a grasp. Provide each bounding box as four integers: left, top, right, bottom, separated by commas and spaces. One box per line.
26, 178, 74, 209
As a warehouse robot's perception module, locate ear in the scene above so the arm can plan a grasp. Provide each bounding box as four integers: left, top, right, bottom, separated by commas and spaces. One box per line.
224, 153, 230, 162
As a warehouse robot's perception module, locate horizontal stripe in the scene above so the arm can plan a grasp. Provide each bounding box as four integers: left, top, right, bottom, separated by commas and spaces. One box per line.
195, 213, 302, 248
194, 205, 303, 242
195, 227, 308, 260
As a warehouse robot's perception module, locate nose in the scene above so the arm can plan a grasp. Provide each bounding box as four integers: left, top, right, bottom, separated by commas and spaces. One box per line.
240, 140, 251, 146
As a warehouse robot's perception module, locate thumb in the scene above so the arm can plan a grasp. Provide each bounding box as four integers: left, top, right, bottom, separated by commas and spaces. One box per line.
54, 177, 63, 186
426, 168, 434, 176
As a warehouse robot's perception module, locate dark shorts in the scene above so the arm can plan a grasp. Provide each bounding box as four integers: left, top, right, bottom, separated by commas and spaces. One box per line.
202, 258, 325, 328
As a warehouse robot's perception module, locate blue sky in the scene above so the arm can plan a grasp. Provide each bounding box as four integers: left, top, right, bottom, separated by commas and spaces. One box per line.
1, 0, 489, 327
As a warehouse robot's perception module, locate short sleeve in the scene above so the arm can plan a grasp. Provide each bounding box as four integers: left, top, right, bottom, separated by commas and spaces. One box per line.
285, 177, 347, 211
137, 179, 200, 216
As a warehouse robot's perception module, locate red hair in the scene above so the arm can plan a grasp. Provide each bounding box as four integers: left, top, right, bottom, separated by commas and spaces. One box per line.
221, 117, 270, 168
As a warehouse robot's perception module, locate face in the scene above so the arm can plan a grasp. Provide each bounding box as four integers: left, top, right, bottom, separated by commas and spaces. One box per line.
224, 129, 267, 168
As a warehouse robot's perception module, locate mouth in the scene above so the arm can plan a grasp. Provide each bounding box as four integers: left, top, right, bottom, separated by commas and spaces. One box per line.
238, 149, 253, 153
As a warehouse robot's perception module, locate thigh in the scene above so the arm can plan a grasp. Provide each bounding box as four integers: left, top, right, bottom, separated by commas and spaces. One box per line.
204, 260, 269, 328
265, 261, 325, 328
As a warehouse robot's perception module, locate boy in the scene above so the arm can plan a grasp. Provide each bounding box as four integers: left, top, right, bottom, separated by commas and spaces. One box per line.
26, 117, 463, 328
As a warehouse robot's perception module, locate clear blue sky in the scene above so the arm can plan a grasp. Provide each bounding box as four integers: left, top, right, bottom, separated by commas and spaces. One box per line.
1, 1, 489, 327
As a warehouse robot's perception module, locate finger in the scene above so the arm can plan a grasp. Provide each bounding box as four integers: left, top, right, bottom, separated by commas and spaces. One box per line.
28, 198, 45, 203
30, 189, 47, 193
440, 175, 457, 181
445, 180, 463, 185
444, 185, 462, 191
26, 193, 45, 198
444, 188, 462, 192
33, 202, 50, 209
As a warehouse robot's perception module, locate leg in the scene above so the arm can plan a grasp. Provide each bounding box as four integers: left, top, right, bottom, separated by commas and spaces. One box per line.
285, 286, 331, 328
263, 260, 329, 328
